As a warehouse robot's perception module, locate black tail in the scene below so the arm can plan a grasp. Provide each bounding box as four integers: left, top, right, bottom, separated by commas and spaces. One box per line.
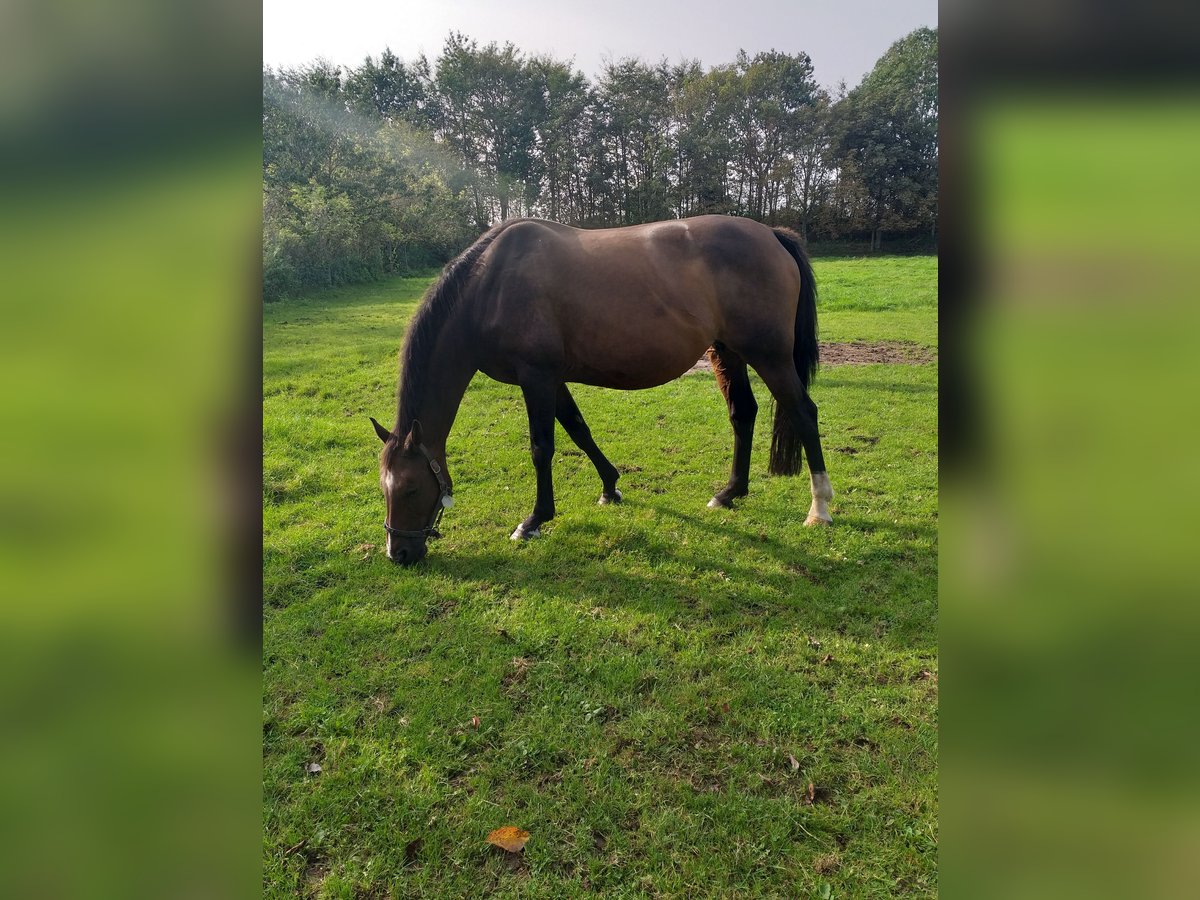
769, 227, 818, 476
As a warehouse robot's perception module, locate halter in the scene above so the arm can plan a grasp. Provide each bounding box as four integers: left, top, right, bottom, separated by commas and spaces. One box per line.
383, 443, 454, 540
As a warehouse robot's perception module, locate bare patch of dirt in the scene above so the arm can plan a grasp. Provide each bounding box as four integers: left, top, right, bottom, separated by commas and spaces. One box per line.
303, 859, 329, 896
814, 852, 841, 875
687, 340, 935, 374
822, 340, 937, 365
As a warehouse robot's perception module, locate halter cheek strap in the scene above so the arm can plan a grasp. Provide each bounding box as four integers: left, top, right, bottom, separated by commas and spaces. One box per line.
384, 443, 454, 540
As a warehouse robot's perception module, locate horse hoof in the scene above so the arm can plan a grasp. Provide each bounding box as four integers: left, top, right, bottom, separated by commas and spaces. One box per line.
804, 515, 832, 527
598, 489, 622, 505
510, 525, 541, 541
708, 496, 732, 509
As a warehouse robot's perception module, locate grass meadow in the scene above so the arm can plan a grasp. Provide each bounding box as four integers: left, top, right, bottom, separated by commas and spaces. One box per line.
263, 255, 938, 898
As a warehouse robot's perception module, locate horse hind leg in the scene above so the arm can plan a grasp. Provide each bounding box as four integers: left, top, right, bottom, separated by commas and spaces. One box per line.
707, 344, 758, 509
753, 358, 833, 526
555, 384, 622, 504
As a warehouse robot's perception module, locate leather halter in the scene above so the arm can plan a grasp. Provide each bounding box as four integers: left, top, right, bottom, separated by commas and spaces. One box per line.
384, 443, 453, 540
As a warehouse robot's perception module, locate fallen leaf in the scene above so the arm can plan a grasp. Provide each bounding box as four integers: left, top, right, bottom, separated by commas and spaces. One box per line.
788, 754, 800, 771
470, 716, 481, 729
486, 826, 530, 853
720, 701, 731, 715
820, 653, 834, 665
283, 839, 307, 857
915, 669, 937, 681
304, 762, 322, 775
807, 636, 822, 649
804, 781, 815, 803
398, 716, 410, 727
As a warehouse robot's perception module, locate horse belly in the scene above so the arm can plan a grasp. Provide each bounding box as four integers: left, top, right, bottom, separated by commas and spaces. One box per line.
564, 319, 711, 389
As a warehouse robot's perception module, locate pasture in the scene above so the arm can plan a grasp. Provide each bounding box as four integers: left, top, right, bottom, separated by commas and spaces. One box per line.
263, 255, 938, 898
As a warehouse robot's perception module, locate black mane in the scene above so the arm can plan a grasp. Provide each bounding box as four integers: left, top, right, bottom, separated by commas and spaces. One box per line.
394, 219, 518, 437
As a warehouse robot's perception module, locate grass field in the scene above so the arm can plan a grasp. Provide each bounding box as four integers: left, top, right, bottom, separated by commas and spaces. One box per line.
263, 255, 938, 898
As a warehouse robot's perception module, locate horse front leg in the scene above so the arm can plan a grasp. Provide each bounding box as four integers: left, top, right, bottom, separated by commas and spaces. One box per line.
707, 345, 758, 509
512, 377, 558, 540
555, 384, 622, 505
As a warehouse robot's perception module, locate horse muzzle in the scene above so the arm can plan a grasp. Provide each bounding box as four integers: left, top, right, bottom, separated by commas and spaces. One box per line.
387, 538, 428, 566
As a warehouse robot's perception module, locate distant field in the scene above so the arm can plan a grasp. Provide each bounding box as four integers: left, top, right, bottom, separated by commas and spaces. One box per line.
263, 256, 938, 898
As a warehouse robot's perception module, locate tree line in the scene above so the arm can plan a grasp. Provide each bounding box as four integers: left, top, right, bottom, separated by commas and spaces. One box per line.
263, 28, 937, 299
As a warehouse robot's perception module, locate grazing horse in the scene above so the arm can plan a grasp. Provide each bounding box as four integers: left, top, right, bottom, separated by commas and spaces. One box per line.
371, 214, 833, 565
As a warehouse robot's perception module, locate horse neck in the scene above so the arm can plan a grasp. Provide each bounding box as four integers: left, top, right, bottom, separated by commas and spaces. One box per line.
398, 317, 477, 456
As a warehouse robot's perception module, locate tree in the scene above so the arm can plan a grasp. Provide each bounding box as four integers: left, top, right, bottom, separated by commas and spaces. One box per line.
434, 34, 539, 226
263, 31, 938, 299
672, 61, 736, 217
344, 48, 434, 129
832, 27, 938, 249
262, 63, 473, 299
596, 58, 674, 224
790, 89, 834, 240
526, 55, 592, 222
728, 50, 820, 221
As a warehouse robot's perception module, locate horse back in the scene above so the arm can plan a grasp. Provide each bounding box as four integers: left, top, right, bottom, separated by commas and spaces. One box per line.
470, 216, 799, 388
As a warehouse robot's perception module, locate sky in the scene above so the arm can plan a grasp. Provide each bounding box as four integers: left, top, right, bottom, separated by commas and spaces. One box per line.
263, 0, 937, 91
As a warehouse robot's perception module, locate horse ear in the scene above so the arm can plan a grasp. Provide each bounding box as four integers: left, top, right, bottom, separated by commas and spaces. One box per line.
403, 419, 424, 453
370, 416, 393, 444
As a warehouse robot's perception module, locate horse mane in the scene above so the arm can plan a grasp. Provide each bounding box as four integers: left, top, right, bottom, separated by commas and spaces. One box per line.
394, 219, 519, 437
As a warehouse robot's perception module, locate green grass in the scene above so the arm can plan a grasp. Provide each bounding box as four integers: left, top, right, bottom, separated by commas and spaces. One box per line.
263, 256, 938, 898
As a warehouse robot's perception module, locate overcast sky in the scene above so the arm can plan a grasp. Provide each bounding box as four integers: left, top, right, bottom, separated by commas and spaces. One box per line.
263, 0, 937, 90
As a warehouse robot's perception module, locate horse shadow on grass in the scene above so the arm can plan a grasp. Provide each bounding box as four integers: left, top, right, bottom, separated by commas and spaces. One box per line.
413, 496, 937, 653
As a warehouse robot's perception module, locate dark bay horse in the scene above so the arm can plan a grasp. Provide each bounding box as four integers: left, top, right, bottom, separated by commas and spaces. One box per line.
371, 214, 833, 565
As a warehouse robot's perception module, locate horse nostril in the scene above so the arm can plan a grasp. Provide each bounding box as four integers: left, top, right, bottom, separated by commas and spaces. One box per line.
392, 547, 409, 564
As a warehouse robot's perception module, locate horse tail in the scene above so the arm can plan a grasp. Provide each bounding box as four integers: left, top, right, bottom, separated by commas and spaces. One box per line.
768, 227, 818, 476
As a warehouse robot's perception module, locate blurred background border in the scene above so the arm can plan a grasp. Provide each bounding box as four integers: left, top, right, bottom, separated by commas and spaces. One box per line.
941, 2, 1200, 897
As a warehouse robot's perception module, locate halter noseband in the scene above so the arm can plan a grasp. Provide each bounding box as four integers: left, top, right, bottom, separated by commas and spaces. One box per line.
384, 443, 454, 540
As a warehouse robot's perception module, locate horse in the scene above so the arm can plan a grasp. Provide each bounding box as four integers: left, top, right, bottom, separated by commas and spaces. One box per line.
370, 214, 833, 565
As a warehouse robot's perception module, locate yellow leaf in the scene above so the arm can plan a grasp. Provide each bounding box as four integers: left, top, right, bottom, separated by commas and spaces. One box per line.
486, 826, 530, 853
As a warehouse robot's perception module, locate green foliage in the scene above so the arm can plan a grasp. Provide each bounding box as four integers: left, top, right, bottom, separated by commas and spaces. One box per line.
263, 30, 939, 300
832, 28, 939, 242
344, 48, 435, 129
596, 58, 676, 224
263, 66, 474, 300
434, 33, 543, 226
263, 258, 938, 896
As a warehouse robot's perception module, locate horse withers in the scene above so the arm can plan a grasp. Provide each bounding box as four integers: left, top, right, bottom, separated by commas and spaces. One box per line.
372, 214, 833, 565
